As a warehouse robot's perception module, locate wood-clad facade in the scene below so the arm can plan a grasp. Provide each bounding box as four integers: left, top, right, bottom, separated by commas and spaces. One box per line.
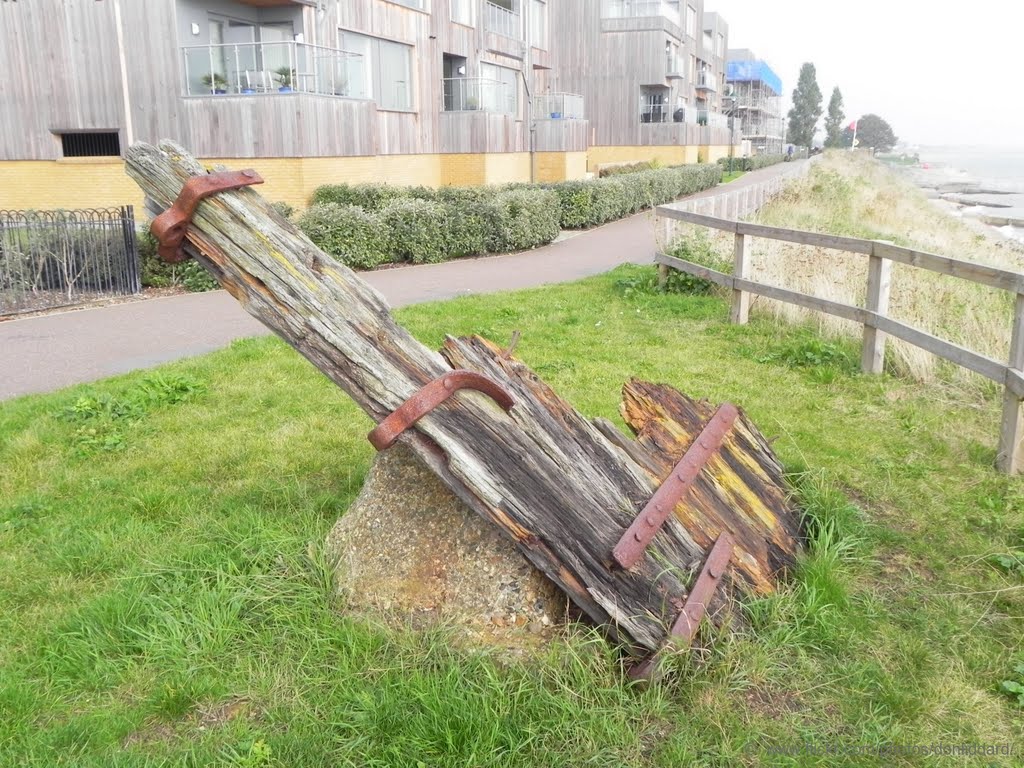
0, 0, 737, 209
0, 0, 588, 161
549, 1, 734, 154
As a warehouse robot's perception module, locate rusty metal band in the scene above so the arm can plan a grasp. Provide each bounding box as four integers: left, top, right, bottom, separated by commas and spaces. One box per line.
151, 169, 264, 263
628, 532, 734, 682
612, 403, 738, 570
368, 370, 515, 451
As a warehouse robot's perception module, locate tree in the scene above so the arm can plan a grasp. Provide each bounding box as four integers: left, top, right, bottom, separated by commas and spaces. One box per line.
842, 114, 898, 152
786, 63, 822, 148
824, 87, 845, 148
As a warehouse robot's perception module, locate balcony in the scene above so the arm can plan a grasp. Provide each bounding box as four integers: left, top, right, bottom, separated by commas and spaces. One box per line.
534, 93, 584, 120
603, 0, 681, 27
696, 70, 718, 92
697, 110, 729, 129
443, 77, 515, 114
484, 0, 521, 39
182, 41, 364, 98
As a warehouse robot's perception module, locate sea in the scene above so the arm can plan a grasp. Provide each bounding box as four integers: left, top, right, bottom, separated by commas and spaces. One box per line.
912, 146, 1024, 242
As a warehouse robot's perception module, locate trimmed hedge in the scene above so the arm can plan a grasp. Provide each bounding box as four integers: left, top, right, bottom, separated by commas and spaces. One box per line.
716, 154, 786, 172
296, 203, 390, 270
380, 198, 448, 264
491, 189, 561, 252
300, 162, 723, 270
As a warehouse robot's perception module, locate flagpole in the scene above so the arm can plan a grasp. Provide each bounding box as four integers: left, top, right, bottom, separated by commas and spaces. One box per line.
850, 119, 858, 151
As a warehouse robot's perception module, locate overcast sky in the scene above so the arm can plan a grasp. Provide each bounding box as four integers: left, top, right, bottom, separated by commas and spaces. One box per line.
709, 0, 1022, 147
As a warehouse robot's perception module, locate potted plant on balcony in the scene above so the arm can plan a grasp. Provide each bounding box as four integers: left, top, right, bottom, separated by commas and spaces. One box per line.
201, 72, 228, 95
466, 96, 480, 111
275, 66, 296, 93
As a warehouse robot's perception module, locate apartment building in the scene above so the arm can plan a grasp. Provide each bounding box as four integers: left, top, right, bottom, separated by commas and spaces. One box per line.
548, 0, 735, 170
725, 49, 784, 155
0, 0, 737, 212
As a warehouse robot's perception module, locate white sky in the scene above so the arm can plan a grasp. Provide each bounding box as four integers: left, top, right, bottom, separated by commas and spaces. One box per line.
709, 0, 1024, 147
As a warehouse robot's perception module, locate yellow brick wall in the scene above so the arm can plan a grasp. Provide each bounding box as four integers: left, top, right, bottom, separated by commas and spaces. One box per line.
0, 159, 146, 211
705, 145, 733, 163
565, 152, 589, 180
0, 150, 577, 214
587, 146, 688, 173
439, 154, 486, 186
483, 153, 532, 185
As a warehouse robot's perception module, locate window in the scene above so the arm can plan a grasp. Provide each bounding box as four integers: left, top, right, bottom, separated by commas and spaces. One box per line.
685, 5, 696, 37
530, 0, 547, 48
450, 0, 474, 25
59, 132, 121, 158
480, 62, 519, 114
391, 0, 427, 8
717, 33, 725, 57
339, 31, 413, 110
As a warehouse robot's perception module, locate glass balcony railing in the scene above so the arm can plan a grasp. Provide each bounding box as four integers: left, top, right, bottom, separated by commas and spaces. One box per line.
603, 0, 681, 27
181, 41, 365, 98
640, 104, 698, 124
483, 1, 521, 39
697, 110, 729, 129
534, 93, 584, 119
696, 70, 718, 91
443, 77, 515, 113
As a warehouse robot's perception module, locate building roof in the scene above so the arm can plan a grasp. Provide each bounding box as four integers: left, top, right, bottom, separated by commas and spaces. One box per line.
726, 59, 782, 96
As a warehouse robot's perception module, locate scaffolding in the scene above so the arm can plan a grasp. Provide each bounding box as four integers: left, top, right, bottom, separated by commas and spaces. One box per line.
726, 55, 784, 155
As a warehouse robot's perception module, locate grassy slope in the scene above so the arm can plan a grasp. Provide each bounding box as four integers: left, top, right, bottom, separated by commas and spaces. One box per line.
2, 268, 1024, 766
703, 152, 1024, 385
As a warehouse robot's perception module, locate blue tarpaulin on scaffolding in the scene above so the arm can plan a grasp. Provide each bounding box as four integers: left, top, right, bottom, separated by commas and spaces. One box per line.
726, 60, 783, 96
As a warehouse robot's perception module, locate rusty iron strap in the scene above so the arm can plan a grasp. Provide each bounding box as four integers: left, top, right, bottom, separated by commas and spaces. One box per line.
150, 169, 264, 263
612, 402, 738, 570
368, 370, 515, 451
628, 532, 735, 682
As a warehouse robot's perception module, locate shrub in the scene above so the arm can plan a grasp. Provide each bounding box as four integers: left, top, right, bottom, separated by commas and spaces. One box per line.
296, 203, 389, 269
380, 198, 448, 264
550, 181, 599, 228
270, 201, 295, 220
442, 199, 496, 258
490, 189, 561, 252
598, 161, 656, 178
310, 183, 409, 211
139, 230, 219, 292
716, 154, 786, 172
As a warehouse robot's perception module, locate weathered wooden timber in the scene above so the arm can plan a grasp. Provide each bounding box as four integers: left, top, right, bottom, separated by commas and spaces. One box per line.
125, 141, 802, 656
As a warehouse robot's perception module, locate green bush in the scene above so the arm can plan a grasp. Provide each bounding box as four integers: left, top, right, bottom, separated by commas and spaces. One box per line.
598, 161, 656, 178
310, 183, 409, 211
380, 198, 448, 264
490, 189, 561, 252
138, 230, 219, 292
443, 199, 496, 258
296, 203, 389, 269
716, 154, 786, 172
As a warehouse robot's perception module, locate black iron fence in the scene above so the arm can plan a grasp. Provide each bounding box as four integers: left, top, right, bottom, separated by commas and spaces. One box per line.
0, 206, 140, 316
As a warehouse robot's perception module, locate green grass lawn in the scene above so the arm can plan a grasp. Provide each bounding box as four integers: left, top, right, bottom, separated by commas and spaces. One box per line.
2, 267, 1023, 766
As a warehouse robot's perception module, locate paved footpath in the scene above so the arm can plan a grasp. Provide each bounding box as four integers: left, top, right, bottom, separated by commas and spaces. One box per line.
0, 161, 804, 400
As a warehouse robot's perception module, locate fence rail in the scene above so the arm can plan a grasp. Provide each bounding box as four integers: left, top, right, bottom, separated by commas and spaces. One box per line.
654, 202, 1024, 474
0, 207, 140, 316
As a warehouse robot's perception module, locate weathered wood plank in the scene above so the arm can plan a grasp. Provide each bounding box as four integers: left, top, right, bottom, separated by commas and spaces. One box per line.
126, 141, 802, 655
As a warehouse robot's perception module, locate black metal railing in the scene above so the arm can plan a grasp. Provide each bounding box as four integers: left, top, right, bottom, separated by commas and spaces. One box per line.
0, 206, 140, 316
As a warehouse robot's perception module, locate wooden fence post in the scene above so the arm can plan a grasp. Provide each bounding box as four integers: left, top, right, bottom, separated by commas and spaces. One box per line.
731, 232, 751, 324
860, 251, 893, 374
997, 293, 1024, 473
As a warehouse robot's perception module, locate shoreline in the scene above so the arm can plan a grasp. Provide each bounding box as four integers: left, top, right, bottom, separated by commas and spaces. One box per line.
899, 160, 1024, 244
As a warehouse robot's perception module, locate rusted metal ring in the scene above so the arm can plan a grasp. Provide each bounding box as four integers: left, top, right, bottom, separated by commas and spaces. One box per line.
368, 370, 515, 451
150, 169, 264, 263
613, 403, 738, 570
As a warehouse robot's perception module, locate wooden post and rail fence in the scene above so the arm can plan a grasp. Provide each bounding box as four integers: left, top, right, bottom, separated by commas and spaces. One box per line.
655, 205, 1024, 475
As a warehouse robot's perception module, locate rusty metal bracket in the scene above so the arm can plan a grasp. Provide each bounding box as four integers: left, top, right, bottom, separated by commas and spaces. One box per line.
612, 403, 738, 570
150, 169, 264, 263
628, 532, 734, 682
368, 370, 515, 451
